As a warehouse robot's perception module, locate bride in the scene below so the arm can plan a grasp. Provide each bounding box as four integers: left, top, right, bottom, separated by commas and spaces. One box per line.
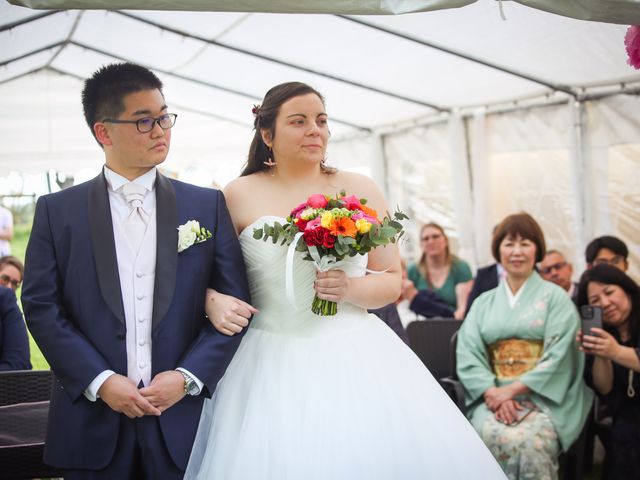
184, 82, 506, 479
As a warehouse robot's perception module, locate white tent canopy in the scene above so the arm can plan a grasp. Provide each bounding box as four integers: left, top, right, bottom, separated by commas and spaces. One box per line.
1, 0, 639, 279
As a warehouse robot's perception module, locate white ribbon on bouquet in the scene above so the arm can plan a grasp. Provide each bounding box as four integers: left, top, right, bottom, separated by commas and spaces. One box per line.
285, 232, 388, 308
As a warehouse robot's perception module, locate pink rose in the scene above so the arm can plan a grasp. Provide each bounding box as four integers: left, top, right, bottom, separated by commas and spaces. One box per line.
352, 212, 379, 224
290, 202, 308, 218
307, 194, 328, 209
306, 218, 321, 230
341, 194, 362, 210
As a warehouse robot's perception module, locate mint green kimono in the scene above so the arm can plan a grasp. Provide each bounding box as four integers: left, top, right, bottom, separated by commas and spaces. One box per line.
456, 272, 593, 453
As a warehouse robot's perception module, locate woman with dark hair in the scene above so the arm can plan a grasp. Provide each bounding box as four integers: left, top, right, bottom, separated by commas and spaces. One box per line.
185, 82, 506, 479
577, 264, 640, 479
407, 222, 473, 319
456, 212, 592, 480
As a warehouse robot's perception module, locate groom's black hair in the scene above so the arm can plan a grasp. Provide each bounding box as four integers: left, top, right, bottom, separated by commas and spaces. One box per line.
82, 62, 164, 146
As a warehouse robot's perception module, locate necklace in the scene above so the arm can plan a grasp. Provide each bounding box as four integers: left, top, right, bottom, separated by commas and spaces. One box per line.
628, 369, 636, 398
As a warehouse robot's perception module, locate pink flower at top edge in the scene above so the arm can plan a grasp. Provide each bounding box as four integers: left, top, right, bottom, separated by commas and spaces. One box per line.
341, 194, 362, 210
307, 194, 328, 209
625, 25, 640, 69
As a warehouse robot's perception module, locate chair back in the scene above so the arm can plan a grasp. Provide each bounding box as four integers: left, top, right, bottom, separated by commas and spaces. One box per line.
0, 370, 54, 406
407, 318, 461, 380
0, 370, 61, 480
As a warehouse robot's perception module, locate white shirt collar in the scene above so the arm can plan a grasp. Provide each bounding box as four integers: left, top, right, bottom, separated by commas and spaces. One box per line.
104, 166, 157, 194
503, 276, 528, 308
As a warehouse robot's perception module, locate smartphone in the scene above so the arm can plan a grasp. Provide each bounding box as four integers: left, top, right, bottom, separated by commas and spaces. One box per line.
580, 305, 603, 341
497, 406, 532, 425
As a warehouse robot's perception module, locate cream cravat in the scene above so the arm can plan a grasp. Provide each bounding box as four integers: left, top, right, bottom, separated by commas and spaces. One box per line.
121, 182, 149, 252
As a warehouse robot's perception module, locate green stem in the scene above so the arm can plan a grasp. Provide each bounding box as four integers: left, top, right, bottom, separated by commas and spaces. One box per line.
311, 295, 338, 316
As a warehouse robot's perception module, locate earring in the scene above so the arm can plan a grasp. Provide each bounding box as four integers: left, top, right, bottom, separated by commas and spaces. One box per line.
263, 147, 276, 167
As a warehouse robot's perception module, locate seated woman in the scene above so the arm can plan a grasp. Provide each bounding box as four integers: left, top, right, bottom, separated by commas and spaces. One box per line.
577, 264, 640, 480
407, 223, 472, 319
456, 212, 592, 480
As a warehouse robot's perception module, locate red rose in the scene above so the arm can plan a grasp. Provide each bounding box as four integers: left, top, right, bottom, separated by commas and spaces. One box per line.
303, 227, 325, 247
295, 218, 308, 231
322, 229, 335, 248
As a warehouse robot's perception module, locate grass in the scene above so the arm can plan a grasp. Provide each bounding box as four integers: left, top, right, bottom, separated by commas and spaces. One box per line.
12, 223, 49, 370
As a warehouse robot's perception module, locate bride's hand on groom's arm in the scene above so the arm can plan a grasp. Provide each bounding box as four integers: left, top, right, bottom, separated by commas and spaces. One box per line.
98, 374, 162, 418
205, 288, 258, 336
139, 371, 186, 412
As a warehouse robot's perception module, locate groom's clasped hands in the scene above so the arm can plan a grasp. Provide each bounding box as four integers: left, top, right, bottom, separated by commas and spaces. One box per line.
98, 370, 189, 418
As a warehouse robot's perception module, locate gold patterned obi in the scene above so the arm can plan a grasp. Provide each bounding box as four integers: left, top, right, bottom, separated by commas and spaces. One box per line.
488, 339, 544, 380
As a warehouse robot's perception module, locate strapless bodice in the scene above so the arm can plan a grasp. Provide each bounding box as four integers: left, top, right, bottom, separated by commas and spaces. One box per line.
239, 216, 369, 334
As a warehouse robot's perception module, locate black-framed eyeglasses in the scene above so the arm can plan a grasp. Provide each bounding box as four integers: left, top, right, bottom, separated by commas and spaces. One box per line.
102, 113, 177, 133
540, 261, 567, 276
0, 273, 21, 290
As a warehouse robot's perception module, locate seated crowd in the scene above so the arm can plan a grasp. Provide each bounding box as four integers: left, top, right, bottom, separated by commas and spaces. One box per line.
1, 207, 637, 480
397, 215, 637, 480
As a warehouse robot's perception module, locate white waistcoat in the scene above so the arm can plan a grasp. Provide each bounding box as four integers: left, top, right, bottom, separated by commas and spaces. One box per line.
112, 210, 157, 387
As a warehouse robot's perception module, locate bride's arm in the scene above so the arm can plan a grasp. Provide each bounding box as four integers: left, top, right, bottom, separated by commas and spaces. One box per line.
314, 174, 402, 309
205, 179, 258, 335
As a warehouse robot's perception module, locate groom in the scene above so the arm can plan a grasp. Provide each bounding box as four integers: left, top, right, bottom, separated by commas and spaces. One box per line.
22, 63, 251, 479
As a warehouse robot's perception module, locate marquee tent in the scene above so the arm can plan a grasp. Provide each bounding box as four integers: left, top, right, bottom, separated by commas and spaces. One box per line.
1, 0, 639, 278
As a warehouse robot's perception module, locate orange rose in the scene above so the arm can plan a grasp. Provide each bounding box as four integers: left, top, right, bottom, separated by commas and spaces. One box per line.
329, 217, 357, 238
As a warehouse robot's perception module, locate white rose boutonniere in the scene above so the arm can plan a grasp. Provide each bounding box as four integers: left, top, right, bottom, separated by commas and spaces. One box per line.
177, 220, 212, 253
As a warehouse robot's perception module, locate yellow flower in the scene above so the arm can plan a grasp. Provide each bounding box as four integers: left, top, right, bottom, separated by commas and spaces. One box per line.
355, 218, 372, 234
321, 211, 333, 228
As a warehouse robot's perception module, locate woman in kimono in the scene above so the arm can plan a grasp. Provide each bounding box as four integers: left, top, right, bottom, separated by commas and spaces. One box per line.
578, 264, 640, 479
456, 212, 593, 480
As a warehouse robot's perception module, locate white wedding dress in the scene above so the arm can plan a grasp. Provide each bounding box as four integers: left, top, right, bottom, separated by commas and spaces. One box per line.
185, 216, 506, 479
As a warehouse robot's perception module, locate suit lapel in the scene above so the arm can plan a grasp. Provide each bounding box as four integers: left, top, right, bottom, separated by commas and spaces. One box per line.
88, 172, 125, 325
152, 173, 177, 331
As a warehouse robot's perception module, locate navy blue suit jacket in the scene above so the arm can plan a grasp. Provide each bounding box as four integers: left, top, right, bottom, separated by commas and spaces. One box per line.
464, 263, 499, 317
0, 286, 31, 371
22, 172, 250, 470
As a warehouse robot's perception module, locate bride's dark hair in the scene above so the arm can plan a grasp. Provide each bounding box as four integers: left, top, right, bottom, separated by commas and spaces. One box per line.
241, 81, 336, 177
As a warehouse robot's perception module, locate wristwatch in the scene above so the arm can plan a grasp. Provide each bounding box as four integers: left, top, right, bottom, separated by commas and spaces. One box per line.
179, 371, 199, 396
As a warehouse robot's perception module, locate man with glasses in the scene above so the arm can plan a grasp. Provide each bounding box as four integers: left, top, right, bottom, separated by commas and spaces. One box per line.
0, 254, 30, 370
22, 63, 251, 480
0, 255, 23, 291
585, 235, 629, 272
538, 250, 578, 304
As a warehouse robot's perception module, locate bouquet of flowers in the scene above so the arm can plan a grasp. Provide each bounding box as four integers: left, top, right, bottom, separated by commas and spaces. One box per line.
253, 190, 407, 316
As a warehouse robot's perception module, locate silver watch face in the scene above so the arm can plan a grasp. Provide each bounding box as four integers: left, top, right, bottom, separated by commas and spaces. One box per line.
186, 380, 198, 395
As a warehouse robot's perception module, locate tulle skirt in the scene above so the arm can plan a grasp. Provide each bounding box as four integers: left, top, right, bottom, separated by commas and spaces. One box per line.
185, 312, 506, 479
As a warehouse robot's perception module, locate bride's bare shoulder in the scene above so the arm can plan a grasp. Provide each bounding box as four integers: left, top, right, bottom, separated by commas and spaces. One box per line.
224, 174, 267, 201
222, 173, 271, 231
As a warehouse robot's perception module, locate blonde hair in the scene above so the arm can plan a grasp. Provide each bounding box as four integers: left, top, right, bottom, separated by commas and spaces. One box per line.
417, 223, 458, 287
